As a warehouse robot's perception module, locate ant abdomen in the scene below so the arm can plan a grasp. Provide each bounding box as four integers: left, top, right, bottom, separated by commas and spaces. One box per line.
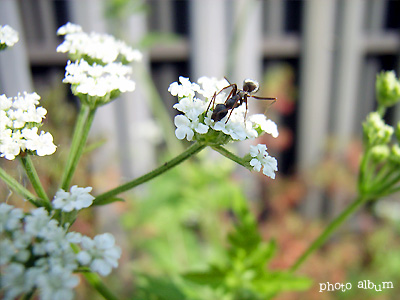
211, 104, 228, 121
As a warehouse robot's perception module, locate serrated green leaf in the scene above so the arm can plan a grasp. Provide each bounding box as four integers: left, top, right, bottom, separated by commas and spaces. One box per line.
244, 240, 277, 267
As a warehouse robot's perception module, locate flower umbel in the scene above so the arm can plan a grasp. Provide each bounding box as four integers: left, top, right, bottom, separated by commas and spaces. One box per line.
0, 92, 56, 160
169, 76, 279, 178
248, 144, 278, 179
62, 59, 136, 107
57, 22, 142, 65
169, 76, 279, 144
0, 25, 19, 50
0, 203, 121, 299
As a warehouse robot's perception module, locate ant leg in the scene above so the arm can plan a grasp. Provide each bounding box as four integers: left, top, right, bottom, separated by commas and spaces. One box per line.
250, 95, 277, 113
224, 96, 241, 124
244, 96, 248, 121
217, 83, 237, 97
205, 91, 217, 116
250, 95, 277, 103
206, 84, 237, 117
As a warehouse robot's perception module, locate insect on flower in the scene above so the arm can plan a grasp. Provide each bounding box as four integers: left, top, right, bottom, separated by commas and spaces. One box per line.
206, 78, 277, 123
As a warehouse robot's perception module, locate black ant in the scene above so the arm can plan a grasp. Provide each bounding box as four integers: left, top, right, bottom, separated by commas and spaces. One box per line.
206, 78, 276, 123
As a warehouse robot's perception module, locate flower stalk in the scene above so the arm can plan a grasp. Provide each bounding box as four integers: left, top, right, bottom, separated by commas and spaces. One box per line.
19, 154, 49, 204
94, 142, 206, 205
0, 166, 47, 208
290, 195, 367, 272
83, 272, 120, 300
61, 104, 96, 190
211, 145, 251, 170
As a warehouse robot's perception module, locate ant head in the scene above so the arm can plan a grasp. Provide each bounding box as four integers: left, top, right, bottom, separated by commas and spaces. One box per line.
242, 79, 259, 94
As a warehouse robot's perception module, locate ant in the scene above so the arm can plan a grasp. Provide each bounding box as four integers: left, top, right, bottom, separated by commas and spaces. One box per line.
206, 78, 276, 123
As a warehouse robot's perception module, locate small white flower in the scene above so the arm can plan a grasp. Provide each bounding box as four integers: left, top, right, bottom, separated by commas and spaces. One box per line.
36, 266, 79, 300
56, 22, 82, 35
24, 207, 53, 237
197, 76, 230, 100
52, 185, 95, 212
168, 76, 200, 98
22, 127, 57, 156
0, 238, 15, 265
1, 263, 33, 300
77, 233, 122, 276
249, 114, 279, 138
249, 144, 278, 179
0, 25, 19, 47
173, 97, 207, 120
174, 114, 208, 141
0, 203, 23, 232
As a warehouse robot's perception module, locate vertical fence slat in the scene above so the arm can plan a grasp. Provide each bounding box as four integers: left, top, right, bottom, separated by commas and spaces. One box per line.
190, 0, 227, 79
0, 0, 33, 95
298, 0, 337, 218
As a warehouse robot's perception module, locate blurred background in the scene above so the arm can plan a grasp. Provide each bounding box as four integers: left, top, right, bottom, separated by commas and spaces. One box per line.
1, 0, 400, 299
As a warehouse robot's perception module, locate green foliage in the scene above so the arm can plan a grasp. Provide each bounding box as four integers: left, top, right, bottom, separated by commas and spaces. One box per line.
183, 201, 311, 300
121, 151, 310, 299
133, 275, 189, 300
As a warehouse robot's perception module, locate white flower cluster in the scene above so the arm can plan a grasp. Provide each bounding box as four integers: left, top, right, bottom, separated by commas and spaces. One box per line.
52, 185, 95, 212
169, 76, 279, 178
63, 59, 136, 99
249, 144, 278, 179
0, 92, 56, 160
57, 23, 140, 106
169, 76, 278, 142
0, 203, 122, 300
57, 22, 142, 64
0, 25, 19, 48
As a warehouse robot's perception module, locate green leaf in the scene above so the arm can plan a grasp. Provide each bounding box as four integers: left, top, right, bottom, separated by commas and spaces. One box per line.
254, 271, 313, 295
134, 275, 188, 300
183, 266, 226, 287
244, 240, 277, 267
93, 197, 125, 206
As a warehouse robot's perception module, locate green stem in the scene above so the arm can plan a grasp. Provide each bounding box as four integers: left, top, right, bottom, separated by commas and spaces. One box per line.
371, 163, 394, 187
21, 288, 36, 300
376, 104, 387, 118
83, 272, 120, 300
60, 104, 89, 188
19, 155, 49, 203
373, 172, 400, 197
384, 185, 400, 196
358, 149, 371, 193
0, 167, 45, 208
61, 105, 96, 190
290, 196, 367, 272
94, 142, 206, 205
211, 145, 251, 170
